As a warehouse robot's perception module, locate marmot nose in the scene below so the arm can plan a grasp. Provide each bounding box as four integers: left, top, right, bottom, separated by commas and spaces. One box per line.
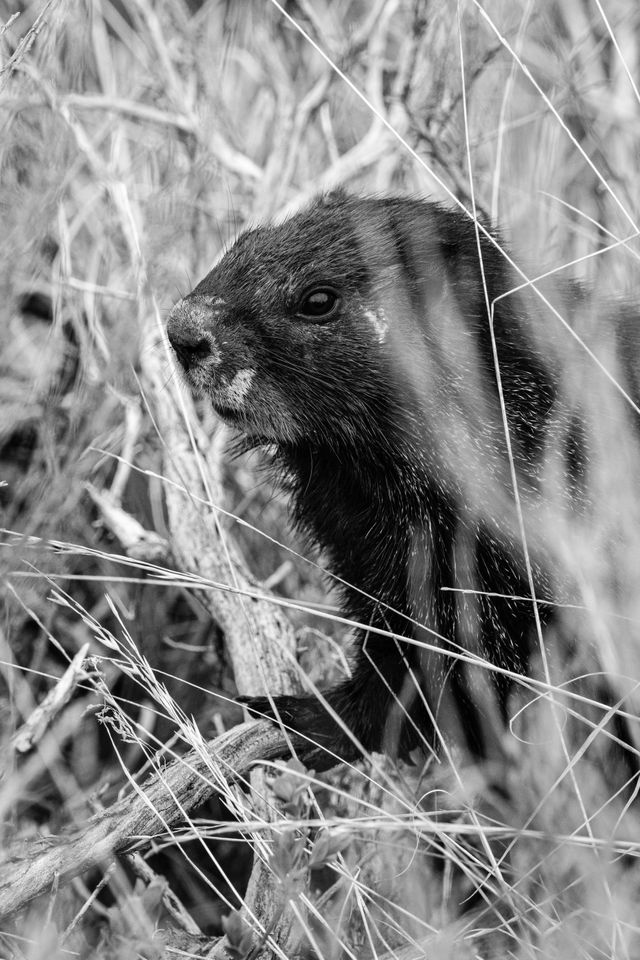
167, 313, 214, 370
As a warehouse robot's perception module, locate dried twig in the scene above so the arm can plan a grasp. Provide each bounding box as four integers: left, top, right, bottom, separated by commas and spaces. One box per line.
86, 483, 170, 564
140, 308, 300, 700
62, 93, 263, 181
63, 863, 117, 940
140, 304, 305, 956
0, 0, 59, 93
0, 719, 287, 923
9, 643, 92, 755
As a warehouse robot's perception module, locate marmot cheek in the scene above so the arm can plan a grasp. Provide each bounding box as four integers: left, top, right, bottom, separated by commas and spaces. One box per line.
215, 368, 256, 409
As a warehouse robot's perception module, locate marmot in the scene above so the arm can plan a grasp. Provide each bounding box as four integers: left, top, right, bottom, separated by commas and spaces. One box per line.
167, 191, 640, 774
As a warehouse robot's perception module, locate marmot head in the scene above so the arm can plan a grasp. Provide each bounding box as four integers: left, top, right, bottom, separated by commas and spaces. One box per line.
166, 192, 458, 448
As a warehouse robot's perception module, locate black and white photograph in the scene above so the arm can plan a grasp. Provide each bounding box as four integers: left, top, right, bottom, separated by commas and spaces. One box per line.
1, 1, 640, 956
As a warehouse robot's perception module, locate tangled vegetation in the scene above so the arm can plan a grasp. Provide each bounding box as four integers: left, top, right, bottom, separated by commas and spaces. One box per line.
1, 1, 640, 957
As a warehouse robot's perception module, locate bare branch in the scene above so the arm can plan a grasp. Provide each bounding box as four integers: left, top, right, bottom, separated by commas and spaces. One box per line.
0, 719, 287, 923
140, 309, 300, 698
9, 644, 92, 755
61, 93, 263, 182
85, 483, 170, 564
139, 304, 304, 954
0, 0, 59, 93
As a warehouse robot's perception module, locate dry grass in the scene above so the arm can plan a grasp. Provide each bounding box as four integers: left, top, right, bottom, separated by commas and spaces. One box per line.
1, 0, 640, 957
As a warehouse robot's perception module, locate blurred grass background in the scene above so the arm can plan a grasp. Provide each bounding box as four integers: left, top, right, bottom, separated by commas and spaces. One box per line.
1, 0, 640, 956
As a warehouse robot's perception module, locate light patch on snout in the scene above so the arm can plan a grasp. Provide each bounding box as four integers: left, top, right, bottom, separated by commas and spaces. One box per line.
364, 308, 389, 344
217, 368, 255, 408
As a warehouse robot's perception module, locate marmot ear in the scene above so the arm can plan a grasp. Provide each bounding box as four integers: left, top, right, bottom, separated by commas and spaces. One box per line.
316, 188, 351, 209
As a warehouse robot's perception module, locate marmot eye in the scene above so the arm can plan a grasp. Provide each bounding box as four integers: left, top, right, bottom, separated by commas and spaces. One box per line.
296, 287, 340, 321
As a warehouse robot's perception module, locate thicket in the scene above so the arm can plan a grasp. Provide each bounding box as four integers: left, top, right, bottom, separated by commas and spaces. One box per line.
1, 1, 639, 957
